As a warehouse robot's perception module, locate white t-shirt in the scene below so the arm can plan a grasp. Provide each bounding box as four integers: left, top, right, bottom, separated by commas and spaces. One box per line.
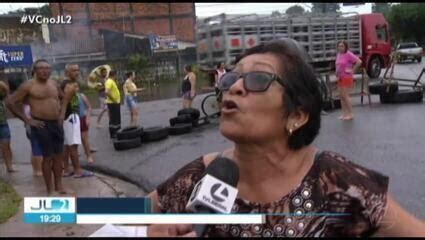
24, 104, 31, 119
216, 69, 226, 87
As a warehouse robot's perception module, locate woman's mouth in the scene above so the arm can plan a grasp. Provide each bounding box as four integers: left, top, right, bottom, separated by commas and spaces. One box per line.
221, 100, 239, 114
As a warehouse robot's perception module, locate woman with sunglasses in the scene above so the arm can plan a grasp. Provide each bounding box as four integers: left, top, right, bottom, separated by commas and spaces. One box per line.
145, 39, 425, 237
335, 40, 362, 121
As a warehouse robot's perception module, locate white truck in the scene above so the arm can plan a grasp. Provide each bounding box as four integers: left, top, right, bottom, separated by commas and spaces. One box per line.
395, 42, 423, 63
197, 12, 392, 78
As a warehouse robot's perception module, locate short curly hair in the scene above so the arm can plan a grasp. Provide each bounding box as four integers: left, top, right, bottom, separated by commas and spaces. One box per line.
235, 39, 322, 150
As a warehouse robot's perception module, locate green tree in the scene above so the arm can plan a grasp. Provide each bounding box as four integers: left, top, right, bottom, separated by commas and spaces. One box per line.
311, 3, 340, 14
387, 3, 425, 44
372, 3, 391, 18
5, 4, 51, 16
127, 54, 151, 84
39, 4, 52, 17
271, 11, 281, 17
285, 5, 305, 15
6, 8, 25, 15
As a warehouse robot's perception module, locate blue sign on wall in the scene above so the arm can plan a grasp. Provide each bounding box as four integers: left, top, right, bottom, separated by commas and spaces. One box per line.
0, 45, 33, 68
147, 34, 178, 51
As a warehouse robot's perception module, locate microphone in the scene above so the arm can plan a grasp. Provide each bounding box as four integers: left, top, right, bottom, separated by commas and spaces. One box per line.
186, 156, 240, 237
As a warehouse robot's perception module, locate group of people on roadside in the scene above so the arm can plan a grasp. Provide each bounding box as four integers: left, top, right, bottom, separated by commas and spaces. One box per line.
93, 67, 145, 138
1, 60, 99, 195
1, 60, 149, 193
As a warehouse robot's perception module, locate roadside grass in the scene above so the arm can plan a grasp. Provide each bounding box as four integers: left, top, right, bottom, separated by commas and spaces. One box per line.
0, 179, 22, 224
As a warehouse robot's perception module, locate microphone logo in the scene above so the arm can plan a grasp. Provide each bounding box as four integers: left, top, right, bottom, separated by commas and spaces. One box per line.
210, 183, 229, 203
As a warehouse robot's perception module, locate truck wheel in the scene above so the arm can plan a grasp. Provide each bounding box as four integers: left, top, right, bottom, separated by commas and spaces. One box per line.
116, 126, 143, 140
417, 57, 422, 63
177, 108, 200, 120
168, 123, 193, 135
169, 114, 193, 126
380, 89, 423, 104
368, 82, 399, 95
141, 126, 169, 142
113, 138, 142, 151
367, 56, 382, 79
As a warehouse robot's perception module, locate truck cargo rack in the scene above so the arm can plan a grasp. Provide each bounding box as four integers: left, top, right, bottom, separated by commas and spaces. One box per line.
197, 12, 362, 69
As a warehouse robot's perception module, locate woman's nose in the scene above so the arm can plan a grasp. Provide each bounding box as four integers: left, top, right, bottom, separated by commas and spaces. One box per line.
228, 77, 246, 96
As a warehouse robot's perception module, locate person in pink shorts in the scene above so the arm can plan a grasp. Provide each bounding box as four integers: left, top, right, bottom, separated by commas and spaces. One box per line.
335, 40, 362, 121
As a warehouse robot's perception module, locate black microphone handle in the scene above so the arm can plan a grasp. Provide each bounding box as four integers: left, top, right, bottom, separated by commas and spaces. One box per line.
193, 207, 213, 237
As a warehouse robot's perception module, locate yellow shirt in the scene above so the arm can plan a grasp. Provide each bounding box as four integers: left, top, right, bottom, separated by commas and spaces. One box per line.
105, 78, 121, 104
124, 79, 137, 97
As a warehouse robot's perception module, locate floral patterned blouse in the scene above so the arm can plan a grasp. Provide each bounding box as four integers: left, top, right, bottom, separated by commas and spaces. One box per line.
156, 151, 389, 237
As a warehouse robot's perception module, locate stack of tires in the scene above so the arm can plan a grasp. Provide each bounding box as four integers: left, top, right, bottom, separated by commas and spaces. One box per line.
113, 126, 143, 151
168, 108, 200, 135
369, 81, 423, 104
141, 126, 169, 143
113, 125, 170, 150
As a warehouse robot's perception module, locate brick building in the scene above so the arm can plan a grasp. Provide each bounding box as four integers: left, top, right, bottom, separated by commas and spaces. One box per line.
49, 3, 196, 43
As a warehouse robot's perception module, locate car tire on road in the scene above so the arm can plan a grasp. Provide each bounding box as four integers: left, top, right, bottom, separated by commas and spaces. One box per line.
141, 126, 169, 142
169, 114, 193, 126
168, 123, 193, 135
417, 57, 422, 63
380, 89, 424, 104
368, 82, 399, 95
113, 137, 142, 151
177, 108, 200, 120
116, 126, 143, 140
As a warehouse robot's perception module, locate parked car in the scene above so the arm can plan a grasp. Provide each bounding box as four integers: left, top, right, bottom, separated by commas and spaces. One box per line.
396, 42, 423, 63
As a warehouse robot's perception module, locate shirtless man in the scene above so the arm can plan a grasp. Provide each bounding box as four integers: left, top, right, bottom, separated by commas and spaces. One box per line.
6, 59, 73, 195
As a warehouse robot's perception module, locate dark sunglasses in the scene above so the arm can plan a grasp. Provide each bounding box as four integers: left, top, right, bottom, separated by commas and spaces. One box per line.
218, 71, 284, 92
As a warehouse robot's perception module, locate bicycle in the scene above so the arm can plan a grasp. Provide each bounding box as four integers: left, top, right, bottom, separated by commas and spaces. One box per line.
201, 87, 221, 119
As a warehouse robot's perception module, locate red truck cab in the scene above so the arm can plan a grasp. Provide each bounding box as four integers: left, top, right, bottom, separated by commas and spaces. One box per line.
360, 13, 392, 78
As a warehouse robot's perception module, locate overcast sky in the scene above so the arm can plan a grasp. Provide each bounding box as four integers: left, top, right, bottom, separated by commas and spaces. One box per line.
0, 2, 372, 16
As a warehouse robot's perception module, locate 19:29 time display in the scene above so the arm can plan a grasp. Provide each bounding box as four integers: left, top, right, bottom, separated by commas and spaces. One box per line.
39, 214, 62, 223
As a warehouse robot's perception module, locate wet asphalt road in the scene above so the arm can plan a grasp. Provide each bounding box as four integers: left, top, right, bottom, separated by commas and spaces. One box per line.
5, 59, 425, 219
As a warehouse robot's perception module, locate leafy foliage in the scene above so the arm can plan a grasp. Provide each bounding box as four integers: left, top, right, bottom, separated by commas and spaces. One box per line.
286, 5, 305, 15
127, 54, 152, 83
386, 3, 425, 45
311, 3, 340, 14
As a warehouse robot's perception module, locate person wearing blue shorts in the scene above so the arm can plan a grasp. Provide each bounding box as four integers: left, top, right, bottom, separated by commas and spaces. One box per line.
0, 81, 15, 173
123, 72, 144, 126
24, 104, 43, 176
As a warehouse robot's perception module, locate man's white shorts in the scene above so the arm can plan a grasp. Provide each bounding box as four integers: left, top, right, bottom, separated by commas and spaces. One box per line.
63, 113, 81, 146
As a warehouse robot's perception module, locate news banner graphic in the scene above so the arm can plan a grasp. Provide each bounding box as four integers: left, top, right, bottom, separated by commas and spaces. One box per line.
24, 197, 263, 224
23, 196, 349, 225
